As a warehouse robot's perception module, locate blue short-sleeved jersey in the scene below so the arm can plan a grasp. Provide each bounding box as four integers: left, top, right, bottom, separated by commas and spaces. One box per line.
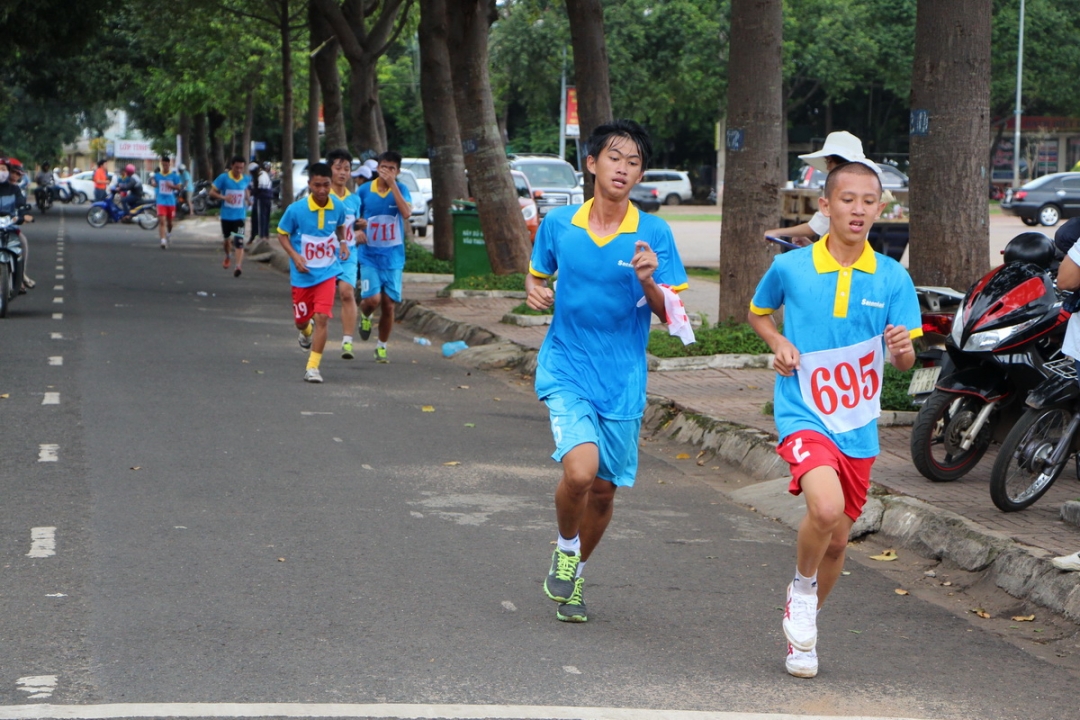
750, 237, 923, 458
355, 179, 411, 270
530, 200, 689, 420
276, 195, 346, 288
213, 172, 251, 221
332, 188, 362, 278
153, 171, 181, 207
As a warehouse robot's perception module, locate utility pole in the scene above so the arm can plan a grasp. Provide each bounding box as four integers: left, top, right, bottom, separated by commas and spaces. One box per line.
558, 46, 567, 161
1013, 0, 1025, 187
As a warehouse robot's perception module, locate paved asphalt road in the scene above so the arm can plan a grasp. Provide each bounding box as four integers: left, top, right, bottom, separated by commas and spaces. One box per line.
1, 208, 1078, 720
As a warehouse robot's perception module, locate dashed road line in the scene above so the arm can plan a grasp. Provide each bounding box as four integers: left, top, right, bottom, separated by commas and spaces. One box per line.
53, 297, 63, 304
53, 285, 63, 291
15, 676, 57, 700
42, 392, 60, 405
27, 527, 56, 558
48, 356, 63, 366
52, 313, 63, 320
38, 444, 59, 462
56, 274, 64, 280
51, 333, 63, 339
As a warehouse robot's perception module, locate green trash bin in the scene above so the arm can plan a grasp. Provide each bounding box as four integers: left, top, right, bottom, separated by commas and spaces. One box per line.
451, 202, 493, 280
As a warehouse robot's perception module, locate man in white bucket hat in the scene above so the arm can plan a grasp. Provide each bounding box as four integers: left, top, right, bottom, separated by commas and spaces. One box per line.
765, 131, 881, 246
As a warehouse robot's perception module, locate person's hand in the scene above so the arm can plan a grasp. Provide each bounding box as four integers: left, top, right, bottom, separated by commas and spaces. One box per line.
885, 324, 913, 359
355, 230, 367, 244
791, 236, 812, 247
630, 241, 658, 283
527, 283, 554, 311
23, 214, 34, 223
340, 243, 350, 261
378, 166, 396, 187
293, 255, 309, 273
772, 338, 800, 377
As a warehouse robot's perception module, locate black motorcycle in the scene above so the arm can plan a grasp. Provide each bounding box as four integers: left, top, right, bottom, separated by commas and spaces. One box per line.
909, 232, 1069, 482
0, 207, 29, 318
190, 179, 219, 215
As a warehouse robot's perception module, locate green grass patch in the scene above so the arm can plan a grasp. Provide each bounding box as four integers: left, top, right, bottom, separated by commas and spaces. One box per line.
881, 364, 917, 412
443, 273, 526, 292
685, 266, 720, 281
404, 241, 453, 274
509, 301, 553, 316
657, 212, 723, 222
648, 321, 771, 357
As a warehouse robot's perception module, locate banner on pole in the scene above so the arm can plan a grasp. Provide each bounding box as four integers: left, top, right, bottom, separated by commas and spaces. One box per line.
565, 87, 579, 139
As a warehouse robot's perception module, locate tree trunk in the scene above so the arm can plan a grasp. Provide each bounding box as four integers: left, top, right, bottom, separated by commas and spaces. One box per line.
178, 111, 192, 170
347, 58, 383, 154
565, 0, 612, 201
908, 0, 991, 288
419, 0, 468, 260
373, 87, 388, 152
280, 0, 295, 206
208, 108, 226, 178
312, 5, 347, 153
308, 59, 321, 164
446, 0, 530, 274
241, 87, 256, 162
193, 111, 211, 181
717, 0, 784, 322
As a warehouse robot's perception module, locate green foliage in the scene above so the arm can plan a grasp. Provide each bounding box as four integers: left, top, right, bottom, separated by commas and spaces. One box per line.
509, 301, 553, 316
404, 241, 453, 273
648, 321, 772, 357
990, 0, 1080, 118
443, 273, 528, 291
379, 39, 427, 157
881, 364, 916, 412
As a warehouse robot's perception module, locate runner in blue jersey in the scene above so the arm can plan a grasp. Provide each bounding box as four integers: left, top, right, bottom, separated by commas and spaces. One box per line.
210, 156, 252, 277
355, 150, 412, 363
748, 160, 921, 678
150, 155, 181, 249
276, 162, 348, 384
326, 148, 364, 360
528, 120, 688, 623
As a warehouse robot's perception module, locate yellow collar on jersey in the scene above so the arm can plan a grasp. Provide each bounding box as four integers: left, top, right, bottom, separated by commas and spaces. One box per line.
571, 198, 640, 247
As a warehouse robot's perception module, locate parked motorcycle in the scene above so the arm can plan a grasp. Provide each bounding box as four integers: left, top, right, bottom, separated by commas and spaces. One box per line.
190, 180, 219, 216
989, 350, 1080, 512
909, 232, 1069, 482
86, 192, 159, 230
907, 286, 966, 406
0, 207, 29, 318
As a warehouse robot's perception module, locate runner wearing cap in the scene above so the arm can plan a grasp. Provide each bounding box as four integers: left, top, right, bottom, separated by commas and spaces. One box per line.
748, 160, 921, 679
765, 131, 879, 246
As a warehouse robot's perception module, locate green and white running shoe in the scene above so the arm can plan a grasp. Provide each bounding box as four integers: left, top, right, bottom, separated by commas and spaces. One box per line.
374, 346, 388, 363
543, 548, 580, 603
359, 315, 373, 341
556, 577, 587, 623
342, 341, 354, 359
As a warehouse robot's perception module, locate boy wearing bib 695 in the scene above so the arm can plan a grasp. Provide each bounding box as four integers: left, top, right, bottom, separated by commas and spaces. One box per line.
747, 160, 921, 679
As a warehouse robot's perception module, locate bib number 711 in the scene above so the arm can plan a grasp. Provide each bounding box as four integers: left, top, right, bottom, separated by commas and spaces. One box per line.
797, 335, 884, 435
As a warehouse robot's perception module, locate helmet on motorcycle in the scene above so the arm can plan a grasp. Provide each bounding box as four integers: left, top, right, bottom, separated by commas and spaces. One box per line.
124, 163, 136, 175
1004, 232, 1056, 270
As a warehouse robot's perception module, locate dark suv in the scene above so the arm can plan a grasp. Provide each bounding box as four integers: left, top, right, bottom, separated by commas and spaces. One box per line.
507, 154, 584, 218
1002, 172, 1080, 226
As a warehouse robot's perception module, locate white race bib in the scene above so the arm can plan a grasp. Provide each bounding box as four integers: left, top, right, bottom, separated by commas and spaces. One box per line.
300, 233, 338, 268
367, 214, 402, 248
343, 213, 356, 246
796, 335, 884, 434
224, 189, 245, 209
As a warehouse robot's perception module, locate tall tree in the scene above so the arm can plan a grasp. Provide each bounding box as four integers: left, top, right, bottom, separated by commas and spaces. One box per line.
312, 0, 414, 155
446, 0, 531, 274
565, 0, 612, 199
311, 4, 348, 153
419, 0, 469, 260
907, 0, 992, 289
718, 0, 784, 321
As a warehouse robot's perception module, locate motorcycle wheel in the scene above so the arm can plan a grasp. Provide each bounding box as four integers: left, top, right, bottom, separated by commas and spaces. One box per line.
0, 262, 9, 318
192, 195, 207, 215
87, 207, 108, 228
910, 390, 994, 482
137, 206, 159, 230
989, 407, 1073, 512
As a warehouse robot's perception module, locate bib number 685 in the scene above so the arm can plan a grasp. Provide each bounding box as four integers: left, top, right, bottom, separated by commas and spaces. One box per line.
809, 350, 879, 415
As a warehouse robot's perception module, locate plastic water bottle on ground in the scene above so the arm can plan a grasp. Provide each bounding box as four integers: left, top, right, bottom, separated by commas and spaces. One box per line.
442, 340, 468, 357
413, 336, 432, 346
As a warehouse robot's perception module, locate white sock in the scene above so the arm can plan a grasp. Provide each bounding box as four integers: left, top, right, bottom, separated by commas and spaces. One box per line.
377, 340, 387, 349
343, 335, 353, 345
575, 560, 587, 578
556, 534, 580, 555
793, 569, 818, 595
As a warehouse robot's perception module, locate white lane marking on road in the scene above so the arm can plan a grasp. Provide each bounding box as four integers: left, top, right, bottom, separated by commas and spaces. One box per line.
300, 411, 334, 415
501, 600, 517, 612
42, 393, 60, 405
53, 297, 63, 304
51, 333, 63, 339
48, 356, 63, 366
333, 437, 343, 442
56, 274, 64, 280
0, 704, 944, 720
52, 313, 63, 320
55, 265, 63, 270
15, 676, 57, 700
53, 285, 63, 290
27, 527, 56, 558
562, 666, 582, 675
45, 593, 67, 598
38, 444, 59, 462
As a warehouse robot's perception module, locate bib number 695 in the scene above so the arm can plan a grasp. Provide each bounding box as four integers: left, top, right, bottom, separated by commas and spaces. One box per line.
809, 350, 879, 415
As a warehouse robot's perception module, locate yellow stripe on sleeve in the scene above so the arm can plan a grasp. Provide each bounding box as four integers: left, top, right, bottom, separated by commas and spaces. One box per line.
749, 302, 775, 316
909, 328, 924, 340
528, 264, 552, 279
668, 282, 689, 293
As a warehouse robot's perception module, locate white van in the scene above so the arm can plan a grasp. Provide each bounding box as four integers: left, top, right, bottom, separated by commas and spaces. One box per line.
641, 169, 692, 205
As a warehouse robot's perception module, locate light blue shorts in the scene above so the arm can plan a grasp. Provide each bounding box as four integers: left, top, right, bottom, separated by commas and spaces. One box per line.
337, 254, 359, 287
359, 265, 402, 302
543, 390, 642, 487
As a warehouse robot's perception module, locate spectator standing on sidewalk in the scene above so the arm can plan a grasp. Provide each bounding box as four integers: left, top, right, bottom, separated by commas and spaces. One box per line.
748, 160, 921, 679
93, 160, 109, 202
250, 162, 273, 246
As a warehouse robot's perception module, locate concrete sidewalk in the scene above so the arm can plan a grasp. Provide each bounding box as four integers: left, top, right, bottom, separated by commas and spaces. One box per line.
399, 278, 1080, 622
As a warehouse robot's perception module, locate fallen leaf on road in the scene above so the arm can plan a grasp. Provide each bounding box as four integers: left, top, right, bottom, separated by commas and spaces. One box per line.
942, 581, 953, 586
130, 466, 141, 471
848, 629, 861, 634
458, 385, 469, 389
1012, 614, 1036, 622
973, 608, 991, 619
747, 385, 760, 390
675, 453, 690, 459
870, 549, 898, 561
242, 359, 250, 364
841, 571, 851, 576
256, 370, 264, 374
895, 588, 909, 596
464, 423, 475, 428
493, 397, 501, 401
0, 394, 8, 399
711, 466, 720, 470
277, 557, 286, 562
658, 480, 667, 484
422, 406, 435, 412
443, 461, 460, 466
696, 460, 705, 466
696, 450, 706, 459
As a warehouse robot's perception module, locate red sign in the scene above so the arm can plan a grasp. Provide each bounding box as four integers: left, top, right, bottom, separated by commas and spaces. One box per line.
565, 87, 579, 138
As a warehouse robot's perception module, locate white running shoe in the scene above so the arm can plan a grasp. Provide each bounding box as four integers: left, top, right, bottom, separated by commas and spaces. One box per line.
783, 583, 818, 652
303, 367, 323, 383
298, 323, 313, 350
1051, 551, 1080, 571
786, 643, 818, 678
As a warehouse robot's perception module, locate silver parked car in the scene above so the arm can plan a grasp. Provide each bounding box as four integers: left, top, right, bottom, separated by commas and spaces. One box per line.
507, 154, 584, 218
